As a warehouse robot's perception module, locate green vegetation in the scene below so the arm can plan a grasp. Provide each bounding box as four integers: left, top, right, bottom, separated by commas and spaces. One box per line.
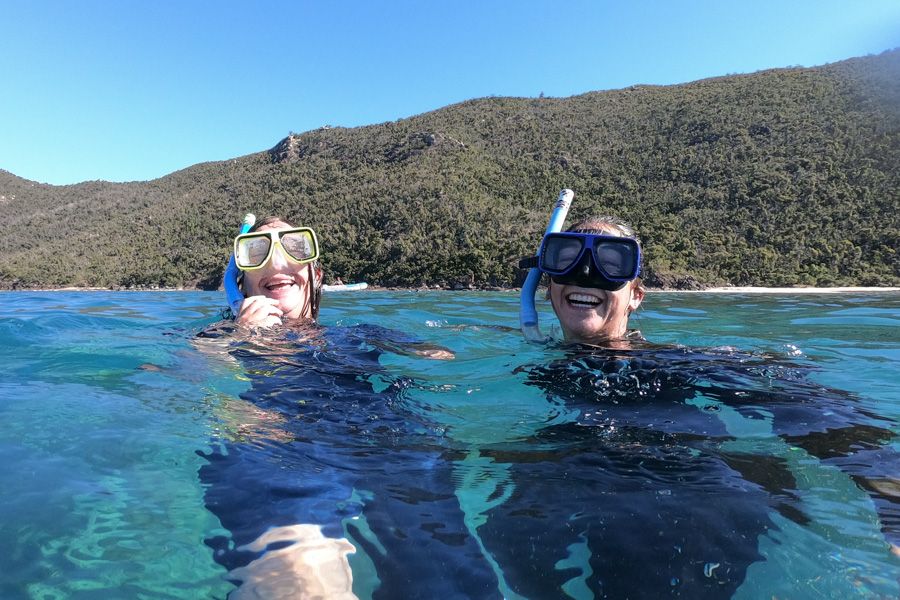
1, 50, 898, 290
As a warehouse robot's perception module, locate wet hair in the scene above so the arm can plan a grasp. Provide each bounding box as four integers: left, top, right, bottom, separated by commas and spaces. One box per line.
566, 215, 641, 245
241, 216, 324, 320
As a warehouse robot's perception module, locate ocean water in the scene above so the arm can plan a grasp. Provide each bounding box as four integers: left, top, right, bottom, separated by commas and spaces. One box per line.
0, 290, 898, 599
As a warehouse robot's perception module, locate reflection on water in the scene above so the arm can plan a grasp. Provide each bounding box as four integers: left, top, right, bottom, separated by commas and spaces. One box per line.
0, 291, 898, 599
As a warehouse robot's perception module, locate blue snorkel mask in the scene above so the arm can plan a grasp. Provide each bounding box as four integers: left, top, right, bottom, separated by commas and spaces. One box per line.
524, 231, 642, 292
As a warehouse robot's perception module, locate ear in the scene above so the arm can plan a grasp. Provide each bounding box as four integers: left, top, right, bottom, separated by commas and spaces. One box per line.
628, 283, 644, 313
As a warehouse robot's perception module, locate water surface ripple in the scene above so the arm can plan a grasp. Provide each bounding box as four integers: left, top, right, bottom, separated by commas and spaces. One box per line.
0, 290, 898, 599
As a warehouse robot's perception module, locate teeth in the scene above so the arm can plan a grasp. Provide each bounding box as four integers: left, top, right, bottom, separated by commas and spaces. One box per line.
567, 293, 600, 305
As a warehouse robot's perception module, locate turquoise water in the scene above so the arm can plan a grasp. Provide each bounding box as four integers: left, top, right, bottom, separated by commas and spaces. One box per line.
0, 290, 898, 599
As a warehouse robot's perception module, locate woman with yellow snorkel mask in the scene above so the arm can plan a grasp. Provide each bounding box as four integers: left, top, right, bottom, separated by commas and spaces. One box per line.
202, 214, 481, 599
226, 215, 323, 327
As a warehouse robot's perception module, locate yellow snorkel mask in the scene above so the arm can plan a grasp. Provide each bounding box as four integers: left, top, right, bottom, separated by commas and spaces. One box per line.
233, 227, 320, 271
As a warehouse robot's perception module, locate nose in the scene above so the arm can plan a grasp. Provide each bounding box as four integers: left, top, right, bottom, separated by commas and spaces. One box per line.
268, 243, 290, 269
578, 251, 593, 276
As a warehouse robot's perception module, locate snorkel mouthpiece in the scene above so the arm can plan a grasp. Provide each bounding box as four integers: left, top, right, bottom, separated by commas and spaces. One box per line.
520, 189, 573, 342
224, 213, 256, 314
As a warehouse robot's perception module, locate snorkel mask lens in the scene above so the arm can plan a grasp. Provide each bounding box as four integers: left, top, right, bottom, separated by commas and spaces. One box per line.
539, 232, 640, 290
234, 228, 319, 270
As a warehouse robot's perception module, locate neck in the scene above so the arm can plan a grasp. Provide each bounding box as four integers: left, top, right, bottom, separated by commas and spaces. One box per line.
564, 321, 629, 345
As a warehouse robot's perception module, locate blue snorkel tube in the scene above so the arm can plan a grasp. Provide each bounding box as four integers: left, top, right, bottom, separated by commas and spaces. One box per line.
224, 213, 256, 315
520, 189, 574, 343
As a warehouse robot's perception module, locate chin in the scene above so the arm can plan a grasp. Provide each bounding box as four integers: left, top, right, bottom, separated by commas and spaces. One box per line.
565, 315, 627, 340
562, 318, 599, 337
278, 298, 303, 316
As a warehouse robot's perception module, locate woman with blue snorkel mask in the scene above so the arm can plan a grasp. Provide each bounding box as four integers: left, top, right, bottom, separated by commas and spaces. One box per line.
491, 198, 900, 598
524, 215, 645, 344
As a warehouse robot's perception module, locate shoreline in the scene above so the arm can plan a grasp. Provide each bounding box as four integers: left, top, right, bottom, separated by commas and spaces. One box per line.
4, 286, 899, 294
656, 286, 900, 294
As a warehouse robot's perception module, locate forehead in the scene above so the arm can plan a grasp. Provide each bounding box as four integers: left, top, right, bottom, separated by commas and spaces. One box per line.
598, 226, 624, 236
571, 227, 626, 238
256, 221, 294, 233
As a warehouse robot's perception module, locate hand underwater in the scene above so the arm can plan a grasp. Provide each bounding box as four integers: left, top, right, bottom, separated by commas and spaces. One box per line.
229, 524, 357, 600
413, 345, 455, 360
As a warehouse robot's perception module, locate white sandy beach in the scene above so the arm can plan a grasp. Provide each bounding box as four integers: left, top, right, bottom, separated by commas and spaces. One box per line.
663, 286, 900, 294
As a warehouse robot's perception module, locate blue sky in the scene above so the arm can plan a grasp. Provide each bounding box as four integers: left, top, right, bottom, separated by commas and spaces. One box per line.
2, 1, 899, 185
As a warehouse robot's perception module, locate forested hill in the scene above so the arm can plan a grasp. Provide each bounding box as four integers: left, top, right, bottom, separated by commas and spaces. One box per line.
2, 50, 898, 290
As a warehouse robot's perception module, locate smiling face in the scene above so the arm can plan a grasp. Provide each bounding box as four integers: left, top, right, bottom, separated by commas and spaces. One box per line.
547, 225, 644, 344
549, 280, 643, 343
241, 220, 317, 320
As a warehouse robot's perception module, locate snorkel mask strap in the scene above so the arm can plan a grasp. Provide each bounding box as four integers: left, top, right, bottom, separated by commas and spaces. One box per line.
309, 261, 323, 320
224, 213, 256, 315
520, 189, 573, 343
